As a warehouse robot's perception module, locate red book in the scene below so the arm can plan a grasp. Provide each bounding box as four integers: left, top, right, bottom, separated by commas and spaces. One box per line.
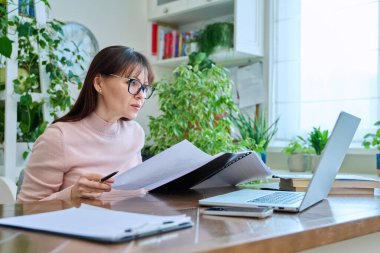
151, 23, 158, 56
164, 32, 173, 59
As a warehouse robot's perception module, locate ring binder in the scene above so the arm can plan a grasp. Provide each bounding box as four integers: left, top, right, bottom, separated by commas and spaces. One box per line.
113, 140, 271, 192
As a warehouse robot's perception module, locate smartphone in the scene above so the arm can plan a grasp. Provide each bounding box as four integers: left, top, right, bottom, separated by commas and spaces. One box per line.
202, 206, 273, 218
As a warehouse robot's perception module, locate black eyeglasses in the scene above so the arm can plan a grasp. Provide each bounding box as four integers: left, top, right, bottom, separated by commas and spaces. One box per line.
103, 73, 154, 99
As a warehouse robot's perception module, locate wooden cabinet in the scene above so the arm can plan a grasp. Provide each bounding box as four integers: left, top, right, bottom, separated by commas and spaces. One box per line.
148, 0, 264, 67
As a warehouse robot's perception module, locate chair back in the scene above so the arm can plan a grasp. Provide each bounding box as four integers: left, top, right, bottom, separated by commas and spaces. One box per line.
0, 176, 16, 204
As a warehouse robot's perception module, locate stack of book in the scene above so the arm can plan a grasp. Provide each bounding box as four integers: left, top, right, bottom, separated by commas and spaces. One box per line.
277, 174, 380, 195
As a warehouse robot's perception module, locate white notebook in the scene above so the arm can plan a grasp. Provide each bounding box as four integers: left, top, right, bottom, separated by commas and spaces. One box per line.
0, 204, 192, 243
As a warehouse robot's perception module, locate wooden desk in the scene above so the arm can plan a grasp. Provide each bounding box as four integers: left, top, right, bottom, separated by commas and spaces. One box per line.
1, 187, 380, 253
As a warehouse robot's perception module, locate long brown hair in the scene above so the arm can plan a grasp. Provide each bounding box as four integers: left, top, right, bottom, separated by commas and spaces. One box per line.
53, 46, 154, 123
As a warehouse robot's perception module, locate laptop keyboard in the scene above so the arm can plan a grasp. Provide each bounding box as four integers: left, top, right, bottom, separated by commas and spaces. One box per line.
247, 191, 304, 205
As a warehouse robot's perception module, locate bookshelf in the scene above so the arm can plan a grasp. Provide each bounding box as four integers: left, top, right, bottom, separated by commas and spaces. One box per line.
148, 0, 264, 67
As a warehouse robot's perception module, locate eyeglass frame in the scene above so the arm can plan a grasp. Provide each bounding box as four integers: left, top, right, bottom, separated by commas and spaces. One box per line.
102, 73, 154, 99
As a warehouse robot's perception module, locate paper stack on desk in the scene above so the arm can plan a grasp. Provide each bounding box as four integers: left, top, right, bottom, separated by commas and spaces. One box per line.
0, 204, 193, 243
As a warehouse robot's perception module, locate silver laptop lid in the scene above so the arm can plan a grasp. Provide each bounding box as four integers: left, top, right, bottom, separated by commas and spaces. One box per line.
299, 111, 360, 211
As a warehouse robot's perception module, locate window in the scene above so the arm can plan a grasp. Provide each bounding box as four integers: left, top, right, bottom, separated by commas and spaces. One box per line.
270, 0, 379, 144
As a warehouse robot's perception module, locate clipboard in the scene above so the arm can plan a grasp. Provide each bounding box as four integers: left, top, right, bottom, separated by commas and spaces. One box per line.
0, 204, 193, 243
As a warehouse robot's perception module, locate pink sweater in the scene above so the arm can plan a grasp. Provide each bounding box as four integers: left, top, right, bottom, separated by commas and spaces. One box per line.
17, 112, 144, 202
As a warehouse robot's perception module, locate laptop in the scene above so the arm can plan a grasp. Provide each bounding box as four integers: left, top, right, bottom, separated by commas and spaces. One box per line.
199, 111, 361, 212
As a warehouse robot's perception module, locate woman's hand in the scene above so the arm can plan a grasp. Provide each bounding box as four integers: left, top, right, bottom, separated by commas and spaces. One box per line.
71, 173, 114, 200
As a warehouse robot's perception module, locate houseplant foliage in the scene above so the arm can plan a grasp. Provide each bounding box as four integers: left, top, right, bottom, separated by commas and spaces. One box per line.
0, 0, 50, 58
0, 0, 85, 158
13, 16, 84, 142
148, 52, 243, 155
362, 121, 380, 152
308, 127, 328, 155
282, 127, 329, 172
232, 111, 279, 153
362, 121, 380, 175
196, 22, 234, 56
282, 136, 314, 156
282, 136, 314, 172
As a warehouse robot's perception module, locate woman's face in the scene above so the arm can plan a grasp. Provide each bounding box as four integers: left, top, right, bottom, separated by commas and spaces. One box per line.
95, 67, 148, 122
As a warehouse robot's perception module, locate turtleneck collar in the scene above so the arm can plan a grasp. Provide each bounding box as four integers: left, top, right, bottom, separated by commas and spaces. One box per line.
82, 112, 120, 136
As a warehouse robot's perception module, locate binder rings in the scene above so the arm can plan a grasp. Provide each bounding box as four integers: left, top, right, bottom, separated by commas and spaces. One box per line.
0, 204, 193, 243
113, 140, 271, 192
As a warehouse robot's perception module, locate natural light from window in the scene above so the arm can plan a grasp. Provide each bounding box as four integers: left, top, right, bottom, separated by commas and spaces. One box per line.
273, 0, 379, 144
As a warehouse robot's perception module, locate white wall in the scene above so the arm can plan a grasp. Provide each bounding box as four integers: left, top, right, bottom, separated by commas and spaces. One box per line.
48, 0, 163, 133
48, 0, 150, 54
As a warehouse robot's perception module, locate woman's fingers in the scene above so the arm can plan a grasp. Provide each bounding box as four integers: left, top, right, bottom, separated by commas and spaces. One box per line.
71, 172, 115, 200
78, 177, 111, 191
78, 185, 110, 193
103, 178, 115, 184
78, 191, 103, 199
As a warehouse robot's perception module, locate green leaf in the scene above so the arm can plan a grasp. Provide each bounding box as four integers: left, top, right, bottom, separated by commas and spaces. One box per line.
0, 36, 13, 58
20, 93, 32, 105
17, 22, 35, 37
22, 151, 29, 160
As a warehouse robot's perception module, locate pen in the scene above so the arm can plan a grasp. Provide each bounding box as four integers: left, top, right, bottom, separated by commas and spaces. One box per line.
100, 171, 118, 183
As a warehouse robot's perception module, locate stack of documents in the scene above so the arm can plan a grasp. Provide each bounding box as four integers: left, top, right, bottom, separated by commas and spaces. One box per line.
0, 204, 193, 243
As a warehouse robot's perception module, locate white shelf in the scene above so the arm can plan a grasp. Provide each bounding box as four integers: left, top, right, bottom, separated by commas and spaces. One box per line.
153, 49, 262, 68
149, 0, 234, 25
149, 0, 264, 68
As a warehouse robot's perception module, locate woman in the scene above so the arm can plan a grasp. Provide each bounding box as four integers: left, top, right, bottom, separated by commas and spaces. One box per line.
17, 46, 154, 202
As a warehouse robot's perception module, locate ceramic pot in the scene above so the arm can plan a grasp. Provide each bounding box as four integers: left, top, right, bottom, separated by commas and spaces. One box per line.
311, 155, 321, 173
377, 153, 380, 177
288, 154, 312, 172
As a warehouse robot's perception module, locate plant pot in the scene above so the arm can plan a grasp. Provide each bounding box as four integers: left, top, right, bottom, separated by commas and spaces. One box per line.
377, 153, 380, 177
260, 152, 266, 164
311, 155, 321, 173
287, 154, 312, 172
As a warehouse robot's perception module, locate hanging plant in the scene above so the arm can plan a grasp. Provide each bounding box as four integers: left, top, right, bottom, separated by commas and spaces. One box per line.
12, 15, 84, 143
0, 0, 86, 162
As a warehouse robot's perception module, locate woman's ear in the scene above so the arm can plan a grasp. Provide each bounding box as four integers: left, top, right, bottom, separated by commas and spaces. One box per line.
93, 74, 103, 94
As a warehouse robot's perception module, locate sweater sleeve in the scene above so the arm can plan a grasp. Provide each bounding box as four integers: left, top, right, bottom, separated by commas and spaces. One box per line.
17, 125, 70, 202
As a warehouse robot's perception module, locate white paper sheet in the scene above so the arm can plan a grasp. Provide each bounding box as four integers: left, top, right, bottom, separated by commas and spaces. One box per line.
0, 204, 192, 242
113, 140, 216, 191
193, 152, 271, 189
113, 140, 271, 191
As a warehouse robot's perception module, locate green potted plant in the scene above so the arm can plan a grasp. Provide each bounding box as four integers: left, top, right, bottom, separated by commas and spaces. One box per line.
196, 22, 234, 56
362, 121, 380, 176
232, 111, 279, 162
148, 52, 244, 155
283, 136, 314, 172
308, 127, 329, 172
